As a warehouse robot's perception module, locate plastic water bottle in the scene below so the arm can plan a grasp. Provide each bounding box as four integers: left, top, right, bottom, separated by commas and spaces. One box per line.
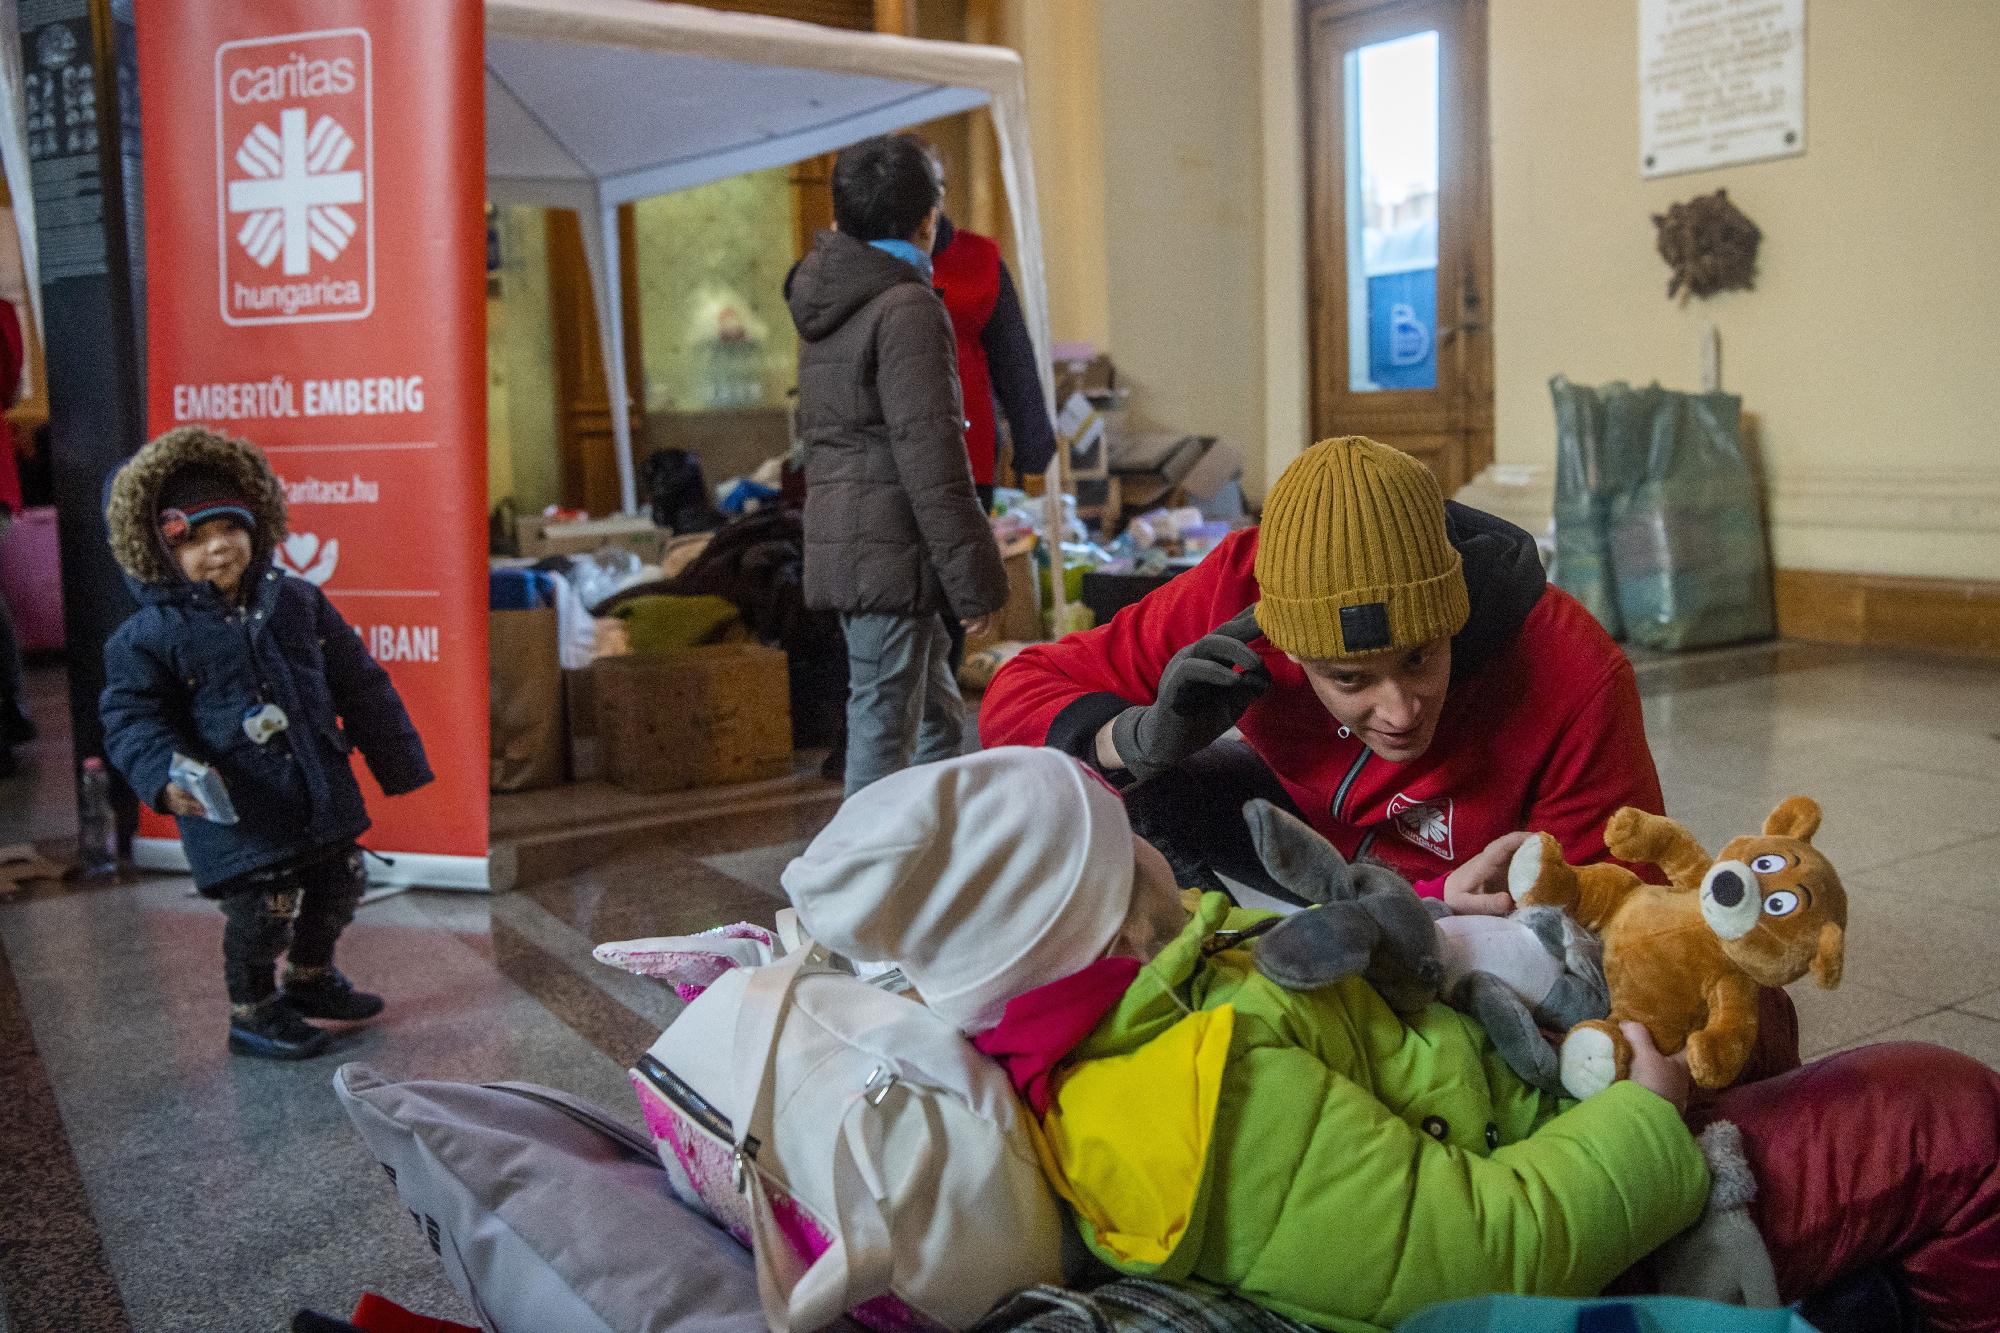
77, 757, 119, 877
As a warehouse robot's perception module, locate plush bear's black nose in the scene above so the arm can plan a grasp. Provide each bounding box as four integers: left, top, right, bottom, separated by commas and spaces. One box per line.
1709, 869, 1745, 908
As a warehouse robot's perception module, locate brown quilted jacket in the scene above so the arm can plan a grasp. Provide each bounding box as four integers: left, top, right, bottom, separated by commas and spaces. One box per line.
787, 229, 1006, 621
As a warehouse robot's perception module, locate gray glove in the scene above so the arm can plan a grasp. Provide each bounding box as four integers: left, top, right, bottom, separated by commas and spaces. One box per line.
1109, 607, 1271, 783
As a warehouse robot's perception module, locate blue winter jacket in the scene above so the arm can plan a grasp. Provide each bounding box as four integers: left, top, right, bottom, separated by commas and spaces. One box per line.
100, 558, 432, 894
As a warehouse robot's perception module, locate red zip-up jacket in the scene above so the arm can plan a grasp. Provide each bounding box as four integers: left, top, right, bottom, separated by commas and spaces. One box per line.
979, 518, 1664, 885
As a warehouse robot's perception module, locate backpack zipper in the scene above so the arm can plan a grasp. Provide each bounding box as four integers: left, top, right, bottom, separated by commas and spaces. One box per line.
635, 1052, 742, 1146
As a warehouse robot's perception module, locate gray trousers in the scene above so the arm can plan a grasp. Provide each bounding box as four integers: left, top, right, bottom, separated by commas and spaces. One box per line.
839, 611, 967, 797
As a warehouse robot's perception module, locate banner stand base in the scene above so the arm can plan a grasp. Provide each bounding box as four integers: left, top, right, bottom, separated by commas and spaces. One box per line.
133, 838, 492, 892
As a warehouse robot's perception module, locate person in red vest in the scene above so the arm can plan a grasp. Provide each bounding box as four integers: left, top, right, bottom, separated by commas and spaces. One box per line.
903, 136, 1057, 507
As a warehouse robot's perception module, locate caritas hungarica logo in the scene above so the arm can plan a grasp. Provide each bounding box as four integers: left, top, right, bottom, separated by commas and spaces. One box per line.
1386, 792, 1456, 862
214, 29, 373, 326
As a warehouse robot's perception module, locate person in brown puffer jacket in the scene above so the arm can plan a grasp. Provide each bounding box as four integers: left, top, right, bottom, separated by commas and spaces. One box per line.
788, 134, 1007, 796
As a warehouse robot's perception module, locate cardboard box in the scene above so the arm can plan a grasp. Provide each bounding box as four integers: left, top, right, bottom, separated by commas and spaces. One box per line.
1057, 391, 1109, 477
965, 533, 1043, 652
1177, 437, 1243, 506
490, 608, 565, 792
516, 513, 668, 563
562, 667, 601, 783
594, 644, 793, 793
1109, 431, 1211, 487
1054, 351, 1116, 403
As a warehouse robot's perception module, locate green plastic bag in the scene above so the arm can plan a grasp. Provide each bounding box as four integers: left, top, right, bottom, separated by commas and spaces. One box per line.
1549, 377, 1775, 651
1399, 1293, 1820, 1332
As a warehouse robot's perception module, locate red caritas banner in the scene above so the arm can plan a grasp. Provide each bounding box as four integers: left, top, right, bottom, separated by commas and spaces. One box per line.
137, 4, 488, 886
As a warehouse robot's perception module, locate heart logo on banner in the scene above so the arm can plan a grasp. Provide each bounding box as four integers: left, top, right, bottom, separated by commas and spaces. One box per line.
276, 531, 340, 586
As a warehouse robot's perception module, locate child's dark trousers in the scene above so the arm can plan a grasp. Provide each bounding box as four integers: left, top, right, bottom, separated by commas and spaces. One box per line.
216, 841, 366, 1005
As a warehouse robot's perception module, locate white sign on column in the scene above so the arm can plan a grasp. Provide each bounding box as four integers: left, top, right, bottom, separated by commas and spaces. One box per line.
1641, 0, 1805, 178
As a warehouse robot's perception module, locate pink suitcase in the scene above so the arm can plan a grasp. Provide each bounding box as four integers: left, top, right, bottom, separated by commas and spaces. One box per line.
0, 505, 63, 653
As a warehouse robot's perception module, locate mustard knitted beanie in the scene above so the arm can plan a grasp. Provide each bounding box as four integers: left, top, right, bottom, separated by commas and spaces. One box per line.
1253, 436, 1469, 660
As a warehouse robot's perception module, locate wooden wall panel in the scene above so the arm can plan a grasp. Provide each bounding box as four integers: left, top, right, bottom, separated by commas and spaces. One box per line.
1775, 569, 2000, 659
547, 208, 644, 516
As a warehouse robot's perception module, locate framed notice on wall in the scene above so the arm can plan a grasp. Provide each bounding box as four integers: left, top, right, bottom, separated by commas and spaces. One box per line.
1640, 0, 1805, 177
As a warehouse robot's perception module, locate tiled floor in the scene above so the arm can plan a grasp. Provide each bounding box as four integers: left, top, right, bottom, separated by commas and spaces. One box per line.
4, 641, 2000, 1330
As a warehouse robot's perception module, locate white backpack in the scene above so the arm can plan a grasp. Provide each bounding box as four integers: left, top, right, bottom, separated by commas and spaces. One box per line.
631, 943, 1067, 1333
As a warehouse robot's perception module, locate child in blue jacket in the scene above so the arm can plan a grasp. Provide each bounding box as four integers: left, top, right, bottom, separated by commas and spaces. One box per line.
99, 426, 432, 1059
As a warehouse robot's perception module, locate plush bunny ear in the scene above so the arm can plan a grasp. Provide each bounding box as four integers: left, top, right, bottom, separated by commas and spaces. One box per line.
1244, 798, 1354, 905
1254, 903, 1379, 991
1811, 921, 1845, 989
1763, 796, 1822, 843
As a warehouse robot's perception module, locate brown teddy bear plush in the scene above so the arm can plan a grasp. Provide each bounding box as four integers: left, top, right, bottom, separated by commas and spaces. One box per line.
1507, 797, 1847, 1099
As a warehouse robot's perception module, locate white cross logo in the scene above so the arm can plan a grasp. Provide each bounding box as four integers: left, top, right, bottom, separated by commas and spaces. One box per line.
227, 107, 362, 276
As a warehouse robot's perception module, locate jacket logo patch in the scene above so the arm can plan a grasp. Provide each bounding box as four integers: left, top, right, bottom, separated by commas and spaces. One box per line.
1387, 793, 1454, 861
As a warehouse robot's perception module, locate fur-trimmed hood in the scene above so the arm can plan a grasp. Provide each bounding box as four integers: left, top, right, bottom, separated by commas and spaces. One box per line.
105, 426, 288, 585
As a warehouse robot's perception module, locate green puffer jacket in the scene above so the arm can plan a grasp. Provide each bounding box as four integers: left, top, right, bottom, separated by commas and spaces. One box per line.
1037, 893, 1709, 1332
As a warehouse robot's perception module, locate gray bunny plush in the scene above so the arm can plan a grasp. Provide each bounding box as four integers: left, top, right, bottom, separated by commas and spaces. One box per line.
1244, 799, 1444, 1016
1242, 799, 1609, 1093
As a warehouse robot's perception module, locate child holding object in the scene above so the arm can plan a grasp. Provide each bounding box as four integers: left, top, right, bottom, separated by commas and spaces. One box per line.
778, 747, 2000, 1331
99, 426, 431, 1059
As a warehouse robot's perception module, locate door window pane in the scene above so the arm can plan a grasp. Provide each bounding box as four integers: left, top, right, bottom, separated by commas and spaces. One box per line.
1344, 30, 1439, 392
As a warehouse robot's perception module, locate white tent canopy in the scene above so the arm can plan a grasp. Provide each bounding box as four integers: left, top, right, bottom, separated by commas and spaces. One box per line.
0, 0, 1069, 613
483, 0, 1060, 531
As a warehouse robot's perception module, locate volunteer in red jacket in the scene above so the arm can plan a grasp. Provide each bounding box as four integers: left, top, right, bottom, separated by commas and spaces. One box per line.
982, 433, 1632, 912
982, 435, 2000, 1330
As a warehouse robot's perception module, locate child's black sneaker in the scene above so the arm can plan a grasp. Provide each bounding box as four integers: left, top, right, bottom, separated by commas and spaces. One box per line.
281, 967, 385, 1021
228, 998, 330, 1060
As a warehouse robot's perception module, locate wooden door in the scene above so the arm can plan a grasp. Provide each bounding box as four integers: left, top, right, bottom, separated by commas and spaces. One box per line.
548, 206, 645, 516
1305, 0, 1492, 493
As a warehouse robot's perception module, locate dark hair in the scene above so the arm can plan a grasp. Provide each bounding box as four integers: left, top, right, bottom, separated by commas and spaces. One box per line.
831, 135, 942, 242
897, 132, 947, 194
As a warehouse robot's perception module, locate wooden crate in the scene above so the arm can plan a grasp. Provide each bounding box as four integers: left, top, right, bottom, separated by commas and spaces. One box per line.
593, 645, 793, 793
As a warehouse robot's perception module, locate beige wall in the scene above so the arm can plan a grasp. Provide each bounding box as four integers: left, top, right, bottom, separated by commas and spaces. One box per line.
486, 206, 561, 516
1260, 0, 1311, 495
1006, 0, 1272, 500
1003, 0, 1112, 352
1097, 0, 1266, 495
1490, 0, 2000, 580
